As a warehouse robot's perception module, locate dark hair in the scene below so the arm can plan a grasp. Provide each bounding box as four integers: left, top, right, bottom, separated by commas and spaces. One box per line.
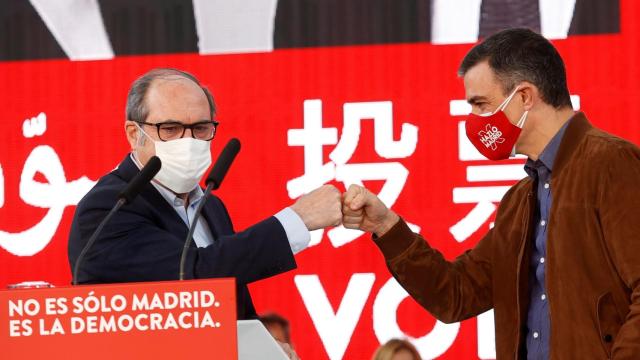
258, 312, 291, 343
125, 68, 216, 122
458, 28, 572, 109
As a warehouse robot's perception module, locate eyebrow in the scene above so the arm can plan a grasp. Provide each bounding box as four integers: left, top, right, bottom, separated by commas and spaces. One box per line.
467, 96, 489, 105
155, 119, 212, 124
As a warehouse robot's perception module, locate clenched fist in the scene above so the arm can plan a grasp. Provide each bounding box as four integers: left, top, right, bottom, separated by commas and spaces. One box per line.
290, 185, 342, 231
342, 184, 400, 236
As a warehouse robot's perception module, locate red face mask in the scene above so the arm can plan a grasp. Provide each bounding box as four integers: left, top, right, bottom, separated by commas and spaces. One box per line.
465, 87, 528, 160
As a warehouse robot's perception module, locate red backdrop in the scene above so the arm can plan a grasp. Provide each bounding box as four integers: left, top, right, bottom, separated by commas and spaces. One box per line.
1, 2, 639, 358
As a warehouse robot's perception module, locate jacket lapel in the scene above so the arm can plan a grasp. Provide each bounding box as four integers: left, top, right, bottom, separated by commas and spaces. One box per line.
551, 112, 593, 181
200, 196, 224, 241
514, 183, 536, 358
113, 154, 190, 237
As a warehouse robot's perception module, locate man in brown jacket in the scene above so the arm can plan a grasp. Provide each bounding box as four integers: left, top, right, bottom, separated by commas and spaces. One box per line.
342, 28, 640, 359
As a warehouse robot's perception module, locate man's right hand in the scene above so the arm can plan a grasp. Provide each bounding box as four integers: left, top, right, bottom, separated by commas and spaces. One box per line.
290, 185, 342, 231
342, 184, 400, 237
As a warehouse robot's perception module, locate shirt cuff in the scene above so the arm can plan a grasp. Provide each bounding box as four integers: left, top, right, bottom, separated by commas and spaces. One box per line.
274, 207, 311, 255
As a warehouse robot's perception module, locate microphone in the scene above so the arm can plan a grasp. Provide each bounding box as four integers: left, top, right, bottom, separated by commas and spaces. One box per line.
179, 138, 241, 280
207, 138, 241, 190
72, 156, 161, 285
118, 156, 162, 203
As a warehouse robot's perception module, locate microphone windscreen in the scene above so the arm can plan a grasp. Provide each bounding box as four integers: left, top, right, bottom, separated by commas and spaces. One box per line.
118, 156, 161, 204
206, 138, 241, 190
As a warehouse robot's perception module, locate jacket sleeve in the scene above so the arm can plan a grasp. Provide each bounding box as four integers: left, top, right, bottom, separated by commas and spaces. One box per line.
69, 186, 296, 286
373, 217, 494, 323
600, 146, 640, 358
192, 212, 298, 284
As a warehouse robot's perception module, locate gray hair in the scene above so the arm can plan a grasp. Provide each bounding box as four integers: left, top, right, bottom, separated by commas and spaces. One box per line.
125, 68, 216, 122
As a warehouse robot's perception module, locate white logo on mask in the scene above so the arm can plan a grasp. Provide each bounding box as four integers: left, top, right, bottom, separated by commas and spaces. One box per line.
478, 124, 505, 150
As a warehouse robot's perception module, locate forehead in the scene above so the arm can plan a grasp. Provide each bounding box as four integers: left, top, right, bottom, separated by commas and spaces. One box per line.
462, 61, 504, 101
145, 76, 211, 121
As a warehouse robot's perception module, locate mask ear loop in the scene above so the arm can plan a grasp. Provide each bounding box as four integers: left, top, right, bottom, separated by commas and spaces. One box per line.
495, 85, 521, 113
134, 122, 151, 147
516, 111, 529, 129
132, 123, 153, 166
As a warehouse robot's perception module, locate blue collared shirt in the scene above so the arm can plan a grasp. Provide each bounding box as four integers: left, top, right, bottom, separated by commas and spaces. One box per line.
523, 119, 571, 359
129, 154, 310, 252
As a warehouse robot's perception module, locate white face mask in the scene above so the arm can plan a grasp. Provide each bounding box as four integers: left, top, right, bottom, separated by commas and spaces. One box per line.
136, 124, 212, 193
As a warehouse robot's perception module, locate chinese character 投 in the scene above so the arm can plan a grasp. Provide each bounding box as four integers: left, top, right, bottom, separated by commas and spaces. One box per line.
287, 100, 420, 248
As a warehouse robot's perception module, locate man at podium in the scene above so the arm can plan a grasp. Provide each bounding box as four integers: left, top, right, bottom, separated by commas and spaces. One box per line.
68, 68, 342, 319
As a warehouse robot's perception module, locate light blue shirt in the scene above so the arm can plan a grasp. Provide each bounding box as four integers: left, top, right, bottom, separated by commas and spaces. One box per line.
130, 153, 310, 253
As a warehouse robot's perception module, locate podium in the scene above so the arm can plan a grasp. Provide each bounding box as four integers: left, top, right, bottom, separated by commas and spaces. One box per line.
238, 320, 288, 360
1, 279, 245, 359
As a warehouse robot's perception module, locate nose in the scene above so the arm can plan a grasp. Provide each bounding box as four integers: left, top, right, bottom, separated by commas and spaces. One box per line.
183, 127, 194, 138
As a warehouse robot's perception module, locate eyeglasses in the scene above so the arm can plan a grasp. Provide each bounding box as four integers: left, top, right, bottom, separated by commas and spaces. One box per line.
136, 120, 219, 141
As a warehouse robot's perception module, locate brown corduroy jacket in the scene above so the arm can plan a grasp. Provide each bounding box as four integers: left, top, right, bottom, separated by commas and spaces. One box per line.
374, 113, 640, 359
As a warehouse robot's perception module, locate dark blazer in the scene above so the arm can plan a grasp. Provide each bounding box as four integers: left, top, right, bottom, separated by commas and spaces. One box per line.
273, 0, 619, 49
0, 0, 620, 61
68, 155, 297, 319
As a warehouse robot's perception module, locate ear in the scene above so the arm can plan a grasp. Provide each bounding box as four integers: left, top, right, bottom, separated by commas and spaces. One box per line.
518, 82, 538, 111
124, 121, 141, 150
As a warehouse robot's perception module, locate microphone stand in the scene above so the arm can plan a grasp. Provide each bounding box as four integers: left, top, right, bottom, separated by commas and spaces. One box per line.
72, 198, 126, 285
178, 181, 215, 281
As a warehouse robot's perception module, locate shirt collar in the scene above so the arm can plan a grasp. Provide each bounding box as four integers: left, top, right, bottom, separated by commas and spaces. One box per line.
128, 153, 203, 208
524, 118, 572, 177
